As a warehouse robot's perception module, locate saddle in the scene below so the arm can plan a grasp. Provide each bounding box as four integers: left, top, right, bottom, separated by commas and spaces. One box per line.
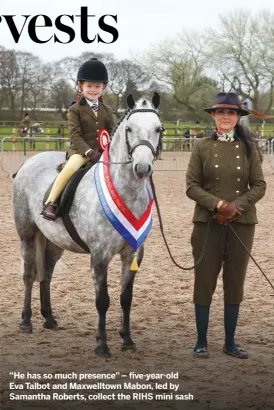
43, 162, 93, 253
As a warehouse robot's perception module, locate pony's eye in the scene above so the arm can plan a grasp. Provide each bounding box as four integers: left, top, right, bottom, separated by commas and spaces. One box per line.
126, 126, 132, 132
156, 126, 164, 133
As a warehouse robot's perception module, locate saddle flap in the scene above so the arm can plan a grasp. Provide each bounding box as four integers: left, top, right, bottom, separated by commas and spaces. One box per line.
42, 164, 93, 253
43, 164, 92, 217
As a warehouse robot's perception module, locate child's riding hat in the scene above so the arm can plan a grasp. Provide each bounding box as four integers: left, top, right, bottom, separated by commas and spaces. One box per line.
77, 58, 108, 83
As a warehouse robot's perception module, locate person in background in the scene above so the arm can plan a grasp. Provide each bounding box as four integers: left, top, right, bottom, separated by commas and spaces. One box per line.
192, 121, 203, 138
183, 128, 191, 150
20, 113, 30, 134
57, 124, 64, 136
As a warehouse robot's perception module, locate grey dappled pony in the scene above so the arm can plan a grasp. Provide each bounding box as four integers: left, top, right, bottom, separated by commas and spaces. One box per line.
12, 93, 162, 357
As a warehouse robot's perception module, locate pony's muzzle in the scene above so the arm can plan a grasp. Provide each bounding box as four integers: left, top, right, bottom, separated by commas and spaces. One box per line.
134, 163, 152, 179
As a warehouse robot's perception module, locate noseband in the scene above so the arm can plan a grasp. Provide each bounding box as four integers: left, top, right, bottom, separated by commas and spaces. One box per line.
125, 108, 164, 161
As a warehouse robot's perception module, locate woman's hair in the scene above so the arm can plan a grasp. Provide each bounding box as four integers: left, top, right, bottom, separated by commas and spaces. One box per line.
234, 123, 253, 159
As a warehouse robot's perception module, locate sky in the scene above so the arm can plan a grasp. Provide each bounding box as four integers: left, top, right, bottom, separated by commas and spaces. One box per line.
0, 0, 273, 63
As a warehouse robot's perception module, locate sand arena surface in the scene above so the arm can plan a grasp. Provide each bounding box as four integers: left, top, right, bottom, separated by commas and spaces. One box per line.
0, 151, 274, 410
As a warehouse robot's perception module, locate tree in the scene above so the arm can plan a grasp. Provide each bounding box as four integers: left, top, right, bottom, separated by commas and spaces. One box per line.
16, 52, 49, 115
107, 59, 149, 113
47, 62, 76, 119
138, 29, 219, 114
0, 48, 20, 113
206, 9, 274, 112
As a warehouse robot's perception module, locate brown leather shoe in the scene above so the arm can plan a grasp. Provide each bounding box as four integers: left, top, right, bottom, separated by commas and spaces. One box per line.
41, 202, 58, 221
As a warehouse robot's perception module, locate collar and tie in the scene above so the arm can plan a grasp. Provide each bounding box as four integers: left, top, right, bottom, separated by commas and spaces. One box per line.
85, 98, 99, 113
91, 102, 99, 112
216, 129, 235, 142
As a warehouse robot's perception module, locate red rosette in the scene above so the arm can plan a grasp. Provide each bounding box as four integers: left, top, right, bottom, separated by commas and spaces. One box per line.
97, 128, 110, 151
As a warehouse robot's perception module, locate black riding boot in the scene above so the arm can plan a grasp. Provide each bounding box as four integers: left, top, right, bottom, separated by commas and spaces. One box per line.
223, 303, 248, 358
41, 202, 58, 221
193, 304, 210, 357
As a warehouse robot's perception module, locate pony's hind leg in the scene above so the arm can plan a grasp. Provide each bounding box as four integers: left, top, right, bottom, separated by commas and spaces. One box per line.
92, 257, 111, 358
19, 229, 41, 333
40, 240, 64, 330
119, 245, 144, 352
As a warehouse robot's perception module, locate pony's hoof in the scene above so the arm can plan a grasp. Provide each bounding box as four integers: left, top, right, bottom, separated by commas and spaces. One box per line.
95, 345, 111, 358
43, 320, 58, 330
121, 340, 136, 352
20, 322, 33, 333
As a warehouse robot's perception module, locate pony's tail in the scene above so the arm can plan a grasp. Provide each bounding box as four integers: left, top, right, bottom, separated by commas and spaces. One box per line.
34, 231, 46, 282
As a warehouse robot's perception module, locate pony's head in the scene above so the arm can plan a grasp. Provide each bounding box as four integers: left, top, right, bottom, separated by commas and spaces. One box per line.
124, 92, 163, 179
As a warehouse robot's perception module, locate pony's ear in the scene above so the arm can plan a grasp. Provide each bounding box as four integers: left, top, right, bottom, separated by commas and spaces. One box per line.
127, 94, 135, 109
152, 92, 160, 109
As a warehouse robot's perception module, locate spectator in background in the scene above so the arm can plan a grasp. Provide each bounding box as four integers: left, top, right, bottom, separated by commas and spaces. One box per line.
20, 113, 30, 134
188, 121, 203, 149
57, 124, 64, 136
57, 124, 65, 149
192, 121, 203, 138
183, 128, 191, 150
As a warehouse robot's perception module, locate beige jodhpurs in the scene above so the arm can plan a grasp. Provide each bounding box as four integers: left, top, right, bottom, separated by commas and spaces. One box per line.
45, 154, 89, 203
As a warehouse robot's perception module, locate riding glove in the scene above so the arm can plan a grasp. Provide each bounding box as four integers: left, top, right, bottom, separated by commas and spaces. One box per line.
216, 200, 243, 225
86, 149, 102, 163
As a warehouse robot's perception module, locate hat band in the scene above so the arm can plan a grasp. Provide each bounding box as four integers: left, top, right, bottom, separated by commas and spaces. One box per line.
212, 104, 241, 110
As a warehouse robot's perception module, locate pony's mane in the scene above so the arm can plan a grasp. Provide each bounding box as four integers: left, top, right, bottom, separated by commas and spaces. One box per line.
110, 108, 131, 139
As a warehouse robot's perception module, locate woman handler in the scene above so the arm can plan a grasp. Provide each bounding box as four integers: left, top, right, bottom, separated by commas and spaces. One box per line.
186, 92, 266, 358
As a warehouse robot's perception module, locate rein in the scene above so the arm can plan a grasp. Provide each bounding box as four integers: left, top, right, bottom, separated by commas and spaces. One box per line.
227, 224, 274, 294
149, 175, 211, 270
150, 175, 274, 293
98, 159, 132, 165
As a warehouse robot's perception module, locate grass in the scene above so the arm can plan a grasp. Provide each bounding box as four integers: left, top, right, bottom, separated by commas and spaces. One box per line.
0, 127, 69, 151
163, 121, 274, 132
0, 140, 70, 152
0, 127, 68, 135
0, 122, 273, 152
1, 122, 274, 135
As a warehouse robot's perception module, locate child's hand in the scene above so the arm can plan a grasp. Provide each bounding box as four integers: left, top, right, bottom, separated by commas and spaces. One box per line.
86, 149, 101, 163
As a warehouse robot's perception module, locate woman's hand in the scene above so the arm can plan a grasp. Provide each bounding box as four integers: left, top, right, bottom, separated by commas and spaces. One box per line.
216, 200, 244, 224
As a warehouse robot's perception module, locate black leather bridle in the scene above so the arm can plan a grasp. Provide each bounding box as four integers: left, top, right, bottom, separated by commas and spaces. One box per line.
125, 108, 164, 161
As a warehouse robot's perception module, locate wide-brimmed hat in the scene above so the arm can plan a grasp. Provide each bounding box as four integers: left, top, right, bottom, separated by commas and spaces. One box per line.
203, 92, 249, 116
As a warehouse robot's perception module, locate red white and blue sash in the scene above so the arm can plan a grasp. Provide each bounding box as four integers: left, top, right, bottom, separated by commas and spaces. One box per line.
94, 145, 154, 251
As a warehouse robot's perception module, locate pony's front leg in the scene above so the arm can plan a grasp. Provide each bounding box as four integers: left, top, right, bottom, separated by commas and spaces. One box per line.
92, 259, 111, 358
119, 245, 144, 352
